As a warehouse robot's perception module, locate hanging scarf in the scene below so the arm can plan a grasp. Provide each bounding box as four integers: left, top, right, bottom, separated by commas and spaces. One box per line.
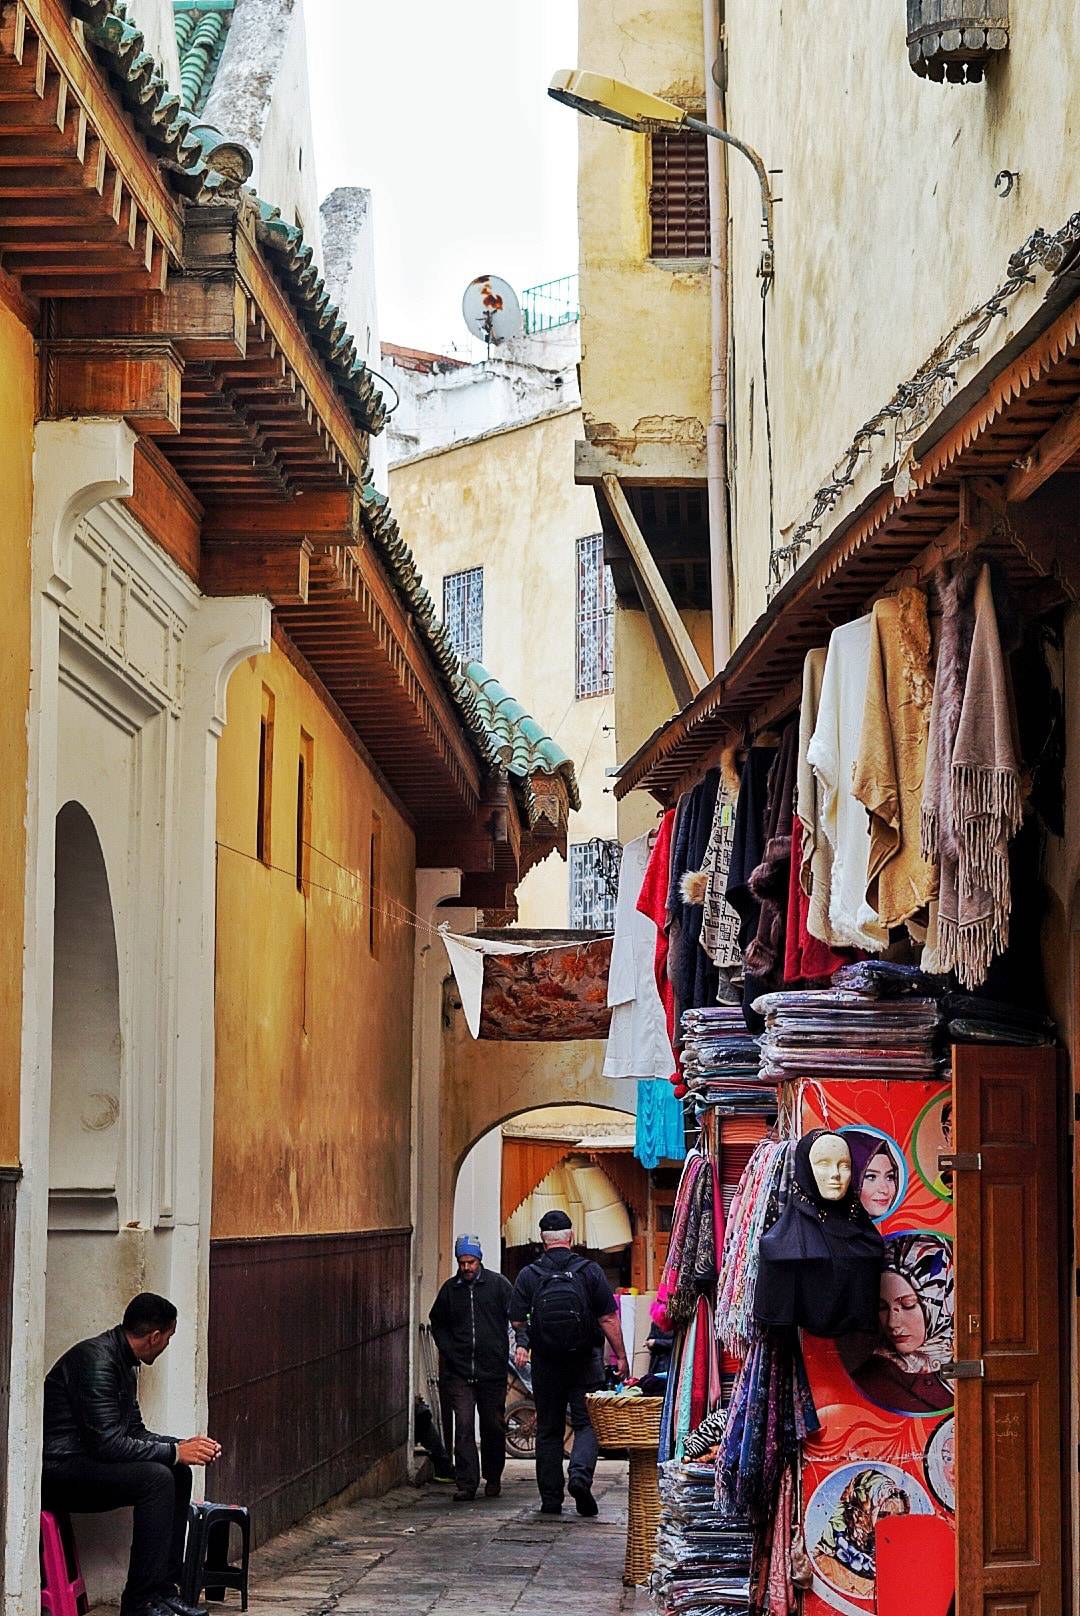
744, 722, 799, 981
754, 1130, 884, 1339
716, 1138, 788, 1357
852, 588, 936, 930
873, 1231, 954, 1375
667, 1156, 717, 1329
922, 563, 1022, 988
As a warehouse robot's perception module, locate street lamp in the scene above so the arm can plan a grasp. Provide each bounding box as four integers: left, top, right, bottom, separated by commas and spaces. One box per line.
548, 69, 775, 285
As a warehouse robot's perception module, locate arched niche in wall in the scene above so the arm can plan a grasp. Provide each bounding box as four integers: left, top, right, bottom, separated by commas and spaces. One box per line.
49, 801, 122, 1230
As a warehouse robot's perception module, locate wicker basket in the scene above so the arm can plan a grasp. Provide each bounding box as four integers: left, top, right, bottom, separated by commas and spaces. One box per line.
585, 1392, 663, 1451
623, 1451, 662, 1586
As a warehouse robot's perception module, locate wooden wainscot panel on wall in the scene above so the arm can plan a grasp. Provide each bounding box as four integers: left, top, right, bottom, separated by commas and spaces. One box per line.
207, 1229, 410, 1545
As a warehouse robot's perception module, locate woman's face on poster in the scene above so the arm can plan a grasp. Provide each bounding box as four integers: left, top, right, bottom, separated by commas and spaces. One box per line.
859, 1147, 899, 1219
880, 1270, 926, 1355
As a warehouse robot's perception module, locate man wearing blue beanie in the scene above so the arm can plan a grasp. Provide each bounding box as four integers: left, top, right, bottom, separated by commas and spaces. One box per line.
428, 1235, 514, 1502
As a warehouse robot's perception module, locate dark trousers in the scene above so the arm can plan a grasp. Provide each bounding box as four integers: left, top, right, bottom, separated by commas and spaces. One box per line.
531, 1348, 603, 1507
42, 1458, 192, 1611
440, 1376, 507, 1495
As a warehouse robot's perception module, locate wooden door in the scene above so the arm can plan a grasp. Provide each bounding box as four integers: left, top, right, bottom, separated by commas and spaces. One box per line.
954, 1044, 1064, 1616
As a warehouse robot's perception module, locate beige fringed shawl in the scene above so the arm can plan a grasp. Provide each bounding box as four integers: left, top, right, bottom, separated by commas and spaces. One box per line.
921, 565, 1022, 988
795, 647, 843, 946
852, 589, 936, 930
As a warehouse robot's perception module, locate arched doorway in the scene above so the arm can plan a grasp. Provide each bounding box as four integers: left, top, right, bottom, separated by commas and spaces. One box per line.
452, 1103, 642, 1292
45, 802, 122, 1366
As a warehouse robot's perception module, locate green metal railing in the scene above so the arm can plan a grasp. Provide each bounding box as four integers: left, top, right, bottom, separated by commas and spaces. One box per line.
521, 274, 580, 335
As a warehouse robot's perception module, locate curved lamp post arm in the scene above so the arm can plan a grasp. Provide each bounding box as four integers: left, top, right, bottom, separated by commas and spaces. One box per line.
685, 116, 775, 288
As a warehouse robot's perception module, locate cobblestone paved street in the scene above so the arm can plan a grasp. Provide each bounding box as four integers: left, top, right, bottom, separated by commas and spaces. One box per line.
244, 1460, 650, 1616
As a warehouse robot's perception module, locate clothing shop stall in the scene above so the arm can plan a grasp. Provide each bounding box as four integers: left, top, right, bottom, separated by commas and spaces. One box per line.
604, 484, 1076, 1615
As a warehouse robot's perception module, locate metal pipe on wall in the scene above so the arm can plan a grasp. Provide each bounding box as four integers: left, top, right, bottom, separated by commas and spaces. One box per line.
703, 0, 732, 670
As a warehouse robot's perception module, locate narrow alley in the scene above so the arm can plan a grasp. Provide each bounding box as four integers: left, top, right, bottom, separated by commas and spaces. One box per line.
243, 1463, 648, 1616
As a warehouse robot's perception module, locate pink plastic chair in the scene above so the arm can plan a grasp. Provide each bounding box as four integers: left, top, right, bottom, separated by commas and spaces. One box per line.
39, 1511, 88, 1616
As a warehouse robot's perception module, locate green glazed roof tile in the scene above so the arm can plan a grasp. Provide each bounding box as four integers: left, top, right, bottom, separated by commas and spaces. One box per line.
174, 2, 234, 116
463, 662, 581, 816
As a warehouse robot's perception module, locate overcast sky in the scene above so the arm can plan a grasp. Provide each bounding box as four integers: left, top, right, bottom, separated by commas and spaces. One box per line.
305, 0, 580, 357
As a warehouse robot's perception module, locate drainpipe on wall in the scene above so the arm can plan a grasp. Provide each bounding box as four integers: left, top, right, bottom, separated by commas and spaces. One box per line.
704, 0, 733, 671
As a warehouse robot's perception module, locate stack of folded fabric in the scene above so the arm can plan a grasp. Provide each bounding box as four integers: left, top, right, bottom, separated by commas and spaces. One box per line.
680, 1007, 772, 1110
942, 993, 1056, 1045
753, 990, 942, 1082
653, 1460, 754, 1614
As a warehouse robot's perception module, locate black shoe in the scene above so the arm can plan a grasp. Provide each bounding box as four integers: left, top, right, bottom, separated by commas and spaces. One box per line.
453, 1488, 476, 1502
539, 1501, 562, 1515
158, 1592, 209, 1616
484, 1480, 501, 1498
568, 1479, 599, 1517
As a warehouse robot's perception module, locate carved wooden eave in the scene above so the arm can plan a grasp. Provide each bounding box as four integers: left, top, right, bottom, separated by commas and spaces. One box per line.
0, 0, 185, 306
2, 0, 559, 906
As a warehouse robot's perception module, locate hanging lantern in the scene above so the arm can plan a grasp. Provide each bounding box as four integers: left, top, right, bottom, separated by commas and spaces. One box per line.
906, 2, 1009, 82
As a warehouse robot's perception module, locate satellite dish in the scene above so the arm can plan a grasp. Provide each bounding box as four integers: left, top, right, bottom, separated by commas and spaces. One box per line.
462, 274, 523, 346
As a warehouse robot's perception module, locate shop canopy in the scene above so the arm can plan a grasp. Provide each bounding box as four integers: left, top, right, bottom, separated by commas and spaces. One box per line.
617, 263, 1080, 805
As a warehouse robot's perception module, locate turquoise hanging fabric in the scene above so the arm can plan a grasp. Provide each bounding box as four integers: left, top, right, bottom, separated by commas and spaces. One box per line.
635, 1078, 686, 1170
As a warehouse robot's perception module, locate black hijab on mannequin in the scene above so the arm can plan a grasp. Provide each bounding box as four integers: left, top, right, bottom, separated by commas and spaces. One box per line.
754, 1130, 885, 1338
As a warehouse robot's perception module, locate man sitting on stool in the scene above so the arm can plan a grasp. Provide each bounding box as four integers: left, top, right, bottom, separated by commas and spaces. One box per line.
42, 1292, 222, 1616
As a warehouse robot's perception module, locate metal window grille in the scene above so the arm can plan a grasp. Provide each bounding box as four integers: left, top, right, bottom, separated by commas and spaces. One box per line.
649, 128, 710, 260
442, 566, 484, 664
569, 840, 620, 931
576, 534, 614, 698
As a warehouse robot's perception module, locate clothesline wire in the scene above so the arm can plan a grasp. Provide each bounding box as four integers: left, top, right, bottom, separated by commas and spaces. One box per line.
214, 837, 446, 942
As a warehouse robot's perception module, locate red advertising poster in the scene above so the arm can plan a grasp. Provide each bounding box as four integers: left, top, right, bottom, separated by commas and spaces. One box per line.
798, 1080, 955, 1616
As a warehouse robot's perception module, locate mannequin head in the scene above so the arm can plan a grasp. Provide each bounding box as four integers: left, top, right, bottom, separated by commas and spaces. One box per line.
808, 1132, 853, 1201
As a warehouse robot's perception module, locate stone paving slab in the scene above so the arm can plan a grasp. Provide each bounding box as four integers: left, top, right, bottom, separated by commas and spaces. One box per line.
243, 1460, 651, 1616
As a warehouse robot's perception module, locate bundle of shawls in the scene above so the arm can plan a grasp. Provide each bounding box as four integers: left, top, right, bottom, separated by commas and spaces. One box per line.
942, 992, 1055, 1045
716, 1139, 788, 1357
718, 1328, 819, 1522
922, 563, 1022, 988
833, 959, 943, 998
653, 1153, 706, 1331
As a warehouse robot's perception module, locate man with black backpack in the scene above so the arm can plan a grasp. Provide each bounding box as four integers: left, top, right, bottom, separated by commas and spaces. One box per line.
510, 1209, 629, 1518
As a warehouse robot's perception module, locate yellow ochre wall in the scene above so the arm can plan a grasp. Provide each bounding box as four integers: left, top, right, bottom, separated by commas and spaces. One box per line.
212, 639, 416, 1237
576, 0, 710, 464
391, 407, 617, 927
723, 5, 1080, 641
615, 604, 713, 842
0, 301, 35, 1166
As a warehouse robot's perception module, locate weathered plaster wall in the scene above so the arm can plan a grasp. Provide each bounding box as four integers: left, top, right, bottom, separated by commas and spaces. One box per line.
577, 0, 709, 459
390, 406, 617, 927
0, 302, 33, 1166
320, 188, 386, 488
124, 0, 181, 92
213, 640, 415, 1237
614, 602, 713, 842
203, 0, 321, 254
724, 3, 1080, 640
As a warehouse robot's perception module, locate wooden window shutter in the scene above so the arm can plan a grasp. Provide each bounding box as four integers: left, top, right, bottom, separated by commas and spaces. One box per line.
649, 128, 710, 259
953, 1043, 1064, 1614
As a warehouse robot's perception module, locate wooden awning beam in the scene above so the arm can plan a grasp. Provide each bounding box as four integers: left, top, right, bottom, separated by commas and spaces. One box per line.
41, 342, 182, 433
200, 489, 362, 545
201, 540, 311, 606
600, 472, 709, 708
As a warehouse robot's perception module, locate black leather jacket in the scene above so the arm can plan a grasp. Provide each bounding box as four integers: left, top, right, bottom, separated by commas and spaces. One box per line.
42, 1324, 177, 1467
429, 1267, 513, 1382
